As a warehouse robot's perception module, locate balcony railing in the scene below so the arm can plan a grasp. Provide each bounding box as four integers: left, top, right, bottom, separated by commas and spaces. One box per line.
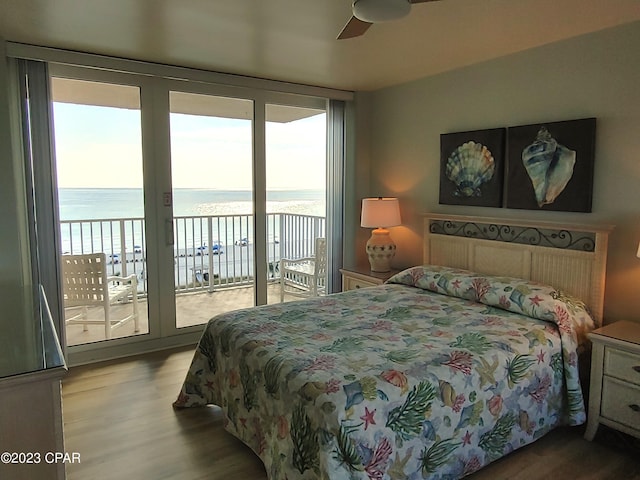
59, 213, 326, 295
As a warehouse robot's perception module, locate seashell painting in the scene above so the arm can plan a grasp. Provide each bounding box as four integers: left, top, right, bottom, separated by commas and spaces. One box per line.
440, 128, 505, 207
445, 141, 495, 197
506, 118, 595, 212
521, 127, 576, 207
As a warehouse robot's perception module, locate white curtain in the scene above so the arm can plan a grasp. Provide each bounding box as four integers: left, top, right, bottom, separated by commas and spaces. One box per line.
16, 59, 65, 350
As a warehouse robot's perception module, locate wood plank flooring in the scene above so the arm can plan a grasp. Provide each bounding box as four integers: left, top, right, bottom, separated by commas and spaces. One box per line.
62, 347, 640, 480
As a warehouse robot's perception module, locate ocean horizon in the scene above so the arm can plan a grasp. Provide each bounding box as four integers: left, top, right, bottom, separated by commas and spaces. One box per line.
58, 187, 326, 220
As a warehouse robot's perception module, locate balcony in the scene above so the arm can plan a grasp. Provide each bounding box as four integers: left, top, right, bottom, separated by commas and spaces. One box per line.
61, 212, 325, 346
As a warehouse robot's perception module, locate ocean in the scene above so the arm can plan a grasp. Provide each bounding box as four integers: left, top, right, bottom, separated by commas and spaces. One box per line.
58, 188, 326, 220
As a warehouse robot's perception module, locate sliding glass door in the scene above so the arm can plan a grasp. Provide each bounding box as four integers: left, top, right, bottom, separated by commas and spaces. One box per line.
36, 61, 336, 360
265, 103, 327, 305
51, 76, 150, 346
168, 91, 255, 328
166, 89, 330, 324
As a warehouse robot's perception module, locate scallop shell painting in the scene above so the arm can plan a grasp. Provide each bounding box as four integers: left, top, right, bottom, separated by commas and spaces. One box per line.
522, 127, 576, 207
445, 141, 495, 197
439, 128, 505, 207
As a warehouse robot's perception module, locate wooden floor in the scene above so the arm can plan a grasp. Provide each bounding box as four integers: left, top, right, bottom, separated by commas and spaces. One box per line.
62, 347, 640, 480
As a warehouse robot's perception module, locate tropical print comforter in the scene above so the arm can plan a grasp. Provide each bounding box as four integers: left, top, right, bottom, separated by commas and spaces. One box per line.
174, 265, 595, 480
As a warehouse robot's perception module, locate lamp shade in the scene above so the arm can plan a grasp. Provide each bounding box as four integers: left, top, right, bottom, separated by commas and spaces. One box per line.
361, 197, 401, 228
353, 0, 411, 23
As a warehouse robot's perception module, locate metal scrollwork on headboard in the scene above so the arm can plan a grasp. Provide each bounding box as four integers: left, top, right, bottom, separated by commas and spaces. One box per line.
429, 219, 596, 252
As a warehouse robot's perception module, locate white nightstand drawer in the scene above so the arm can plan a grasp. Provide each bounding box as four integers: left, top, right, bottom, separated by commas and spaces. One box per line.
604, 348, 640, 386
344, 277, 377, 291
601, 376, 640, 431
340, 268, 400, 292
585, 321, 640, 441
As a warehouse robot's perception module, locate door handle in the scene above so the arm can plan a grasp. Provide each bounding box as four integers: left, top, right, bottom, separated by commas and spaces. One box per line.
165, 219, 174, 246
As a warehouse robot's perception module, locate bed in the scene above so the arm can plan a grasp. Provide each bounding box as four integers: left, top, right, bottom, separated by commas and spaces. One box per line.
174, 214, 612, 479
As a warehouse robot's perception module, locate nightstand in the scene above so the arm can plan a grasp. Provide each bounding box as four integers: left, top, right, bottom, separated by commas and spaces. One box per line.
339, 266, 401, 292
584, 320, 640, 441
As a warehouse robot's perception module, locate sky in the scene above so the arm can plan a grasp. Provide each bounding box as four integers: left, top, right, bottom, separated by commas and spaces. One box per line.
53, 102, 327, 191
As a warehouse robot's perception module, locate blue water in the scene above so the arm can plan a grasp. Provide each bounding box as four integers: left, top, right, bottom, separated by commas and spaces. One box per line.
58, 188, 325, 220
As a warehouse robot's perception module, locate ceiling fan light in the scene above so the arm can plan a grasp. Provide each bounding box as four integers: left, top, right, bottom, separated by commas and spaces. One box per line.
353, 0, 411, 23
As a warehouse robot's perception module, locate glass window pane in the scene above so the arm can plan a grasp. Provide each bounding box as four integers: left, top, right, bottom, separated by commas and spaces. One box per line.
52, 78, 149, 345
265, 104, 327, 305
169, 92, 254, 328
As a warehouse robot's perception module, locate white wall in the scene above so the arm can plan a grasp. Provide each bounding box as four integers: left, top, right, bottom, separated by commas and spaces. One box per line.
356, 21, 640, 322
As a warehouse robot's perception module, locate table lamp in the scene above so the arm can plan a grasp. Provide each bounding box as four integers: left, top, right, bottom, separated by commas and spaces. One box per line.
360, 197, 401, 272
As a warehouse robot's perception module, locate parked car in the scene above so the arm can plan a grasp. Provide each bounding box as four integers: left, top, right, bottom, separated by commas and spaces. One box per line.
234, 237, 249, 246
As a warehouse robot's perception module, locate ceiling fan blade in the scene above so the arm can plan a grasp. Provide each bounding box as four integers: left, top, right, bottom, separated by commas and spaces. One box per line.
337, 16, 372, 40
410, 0, 440, 3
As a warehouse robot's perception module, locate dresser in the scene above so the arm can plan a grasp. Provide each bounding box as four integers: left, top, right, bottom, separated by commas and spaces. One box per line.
0, 287, 67, 480
584, 320, 640, 441
339, 266, 401, 291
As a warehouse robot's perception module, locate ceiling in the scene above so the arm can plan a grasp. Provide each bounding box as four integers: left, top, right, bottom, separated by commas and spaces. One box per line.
1, 0, 639, 92
50, 77, 324, 122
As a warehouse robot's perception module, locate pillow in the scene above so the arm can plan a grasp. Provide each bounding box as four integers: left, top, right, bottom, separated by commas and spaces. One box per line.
387, 265, 595, 344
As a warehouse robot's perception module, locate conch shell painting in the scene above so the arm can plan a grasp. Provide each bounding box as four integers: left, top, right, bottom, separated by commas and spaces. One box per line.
445, 141, 495, 197
521, 127, 576, 207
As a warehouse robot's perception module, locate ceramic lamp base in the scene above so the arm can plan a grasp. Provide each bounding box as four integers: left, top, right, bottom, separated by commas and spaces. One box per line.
366, 228, 396, 272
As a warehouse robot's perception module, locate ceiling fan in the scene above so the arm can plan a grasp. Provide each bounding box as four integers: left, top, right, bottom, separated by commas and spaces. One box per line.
337, 0, 440, 40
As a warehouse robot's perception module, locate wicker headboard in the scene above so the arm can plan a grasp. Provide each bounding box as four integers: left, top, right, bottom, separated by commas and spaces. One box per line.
423, 214, 613, 327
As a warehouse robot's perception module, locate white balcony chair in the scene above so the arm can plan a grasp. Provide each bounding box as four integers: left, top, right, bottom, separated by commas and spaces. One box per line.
280, 237, 327, 302
61, 253, 139, 339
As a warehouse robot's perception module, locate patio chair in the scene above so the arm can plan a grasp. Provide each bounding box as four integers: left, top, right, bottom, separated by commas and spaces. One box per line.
61, 253, 139, 339
280, 237, 326, 302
